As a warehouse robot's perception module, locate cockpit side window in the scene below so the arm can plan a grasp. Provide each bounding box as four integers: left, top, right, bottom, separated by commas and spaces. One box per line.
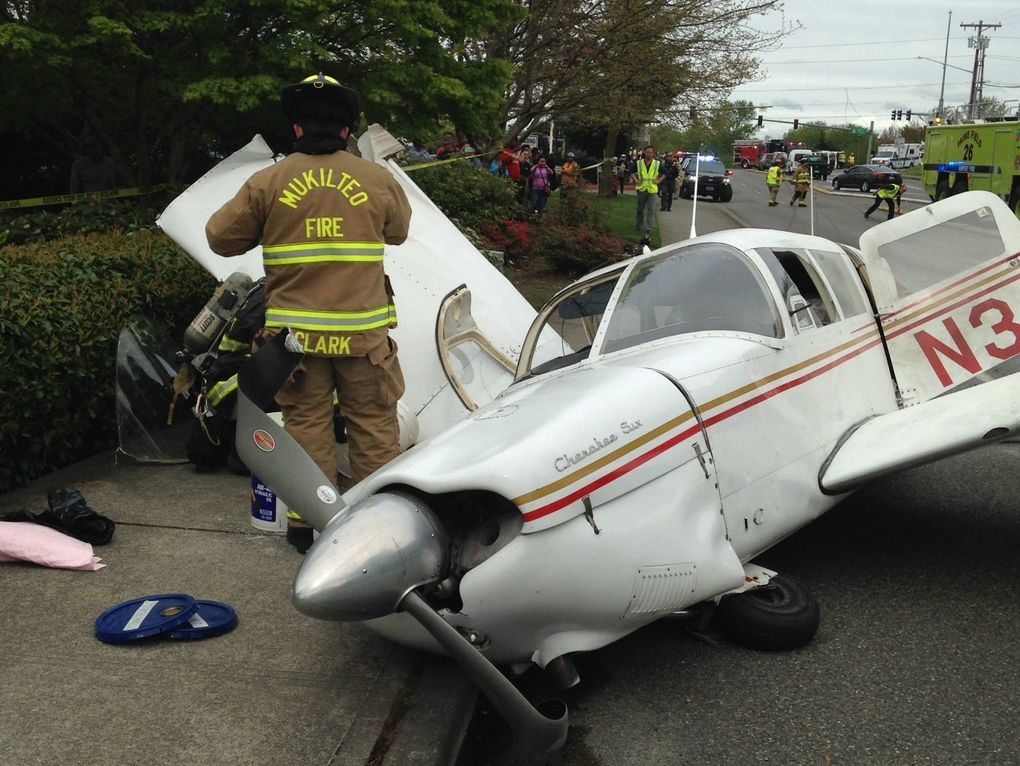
757, 248, 837, 332
519, 275, 621, 378
601, 243, 780, 354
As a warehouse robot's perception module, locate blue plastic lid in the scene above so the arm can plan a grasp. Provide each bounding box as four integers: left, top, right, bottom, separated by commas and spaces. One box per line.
95, 593, 197, 643
167, 600, 239, 640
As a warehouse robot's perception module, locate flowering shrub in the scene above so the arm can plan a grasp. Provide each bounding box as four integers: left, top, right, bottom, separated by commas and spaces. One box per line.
479, 219, 532, 264
532, 221, 627, 276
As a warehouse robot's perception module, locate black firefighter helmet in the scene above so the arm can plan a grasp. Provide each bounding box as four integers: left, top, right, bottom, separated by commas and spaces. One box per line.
281, 73, 360, 129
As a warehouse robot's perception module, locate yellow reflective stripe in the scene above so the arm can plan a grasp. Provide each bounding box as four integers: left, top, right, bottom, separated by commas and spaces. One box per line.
264, 242, 384, 252
265, 254, 384, 265
208, 375, 238, 406
263, 241, 385, 266
217, 336, 248, 353
265, 305, 396, 332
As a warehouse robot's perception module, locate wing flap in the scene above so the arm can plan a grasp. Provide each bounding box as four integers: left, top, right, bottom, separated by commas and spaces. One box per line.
819, 372, 1020, 494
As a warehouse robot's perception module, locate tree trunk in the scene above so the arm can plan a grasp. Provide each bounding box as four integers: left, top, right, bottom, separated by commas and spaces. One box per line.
599, 127, 620, 197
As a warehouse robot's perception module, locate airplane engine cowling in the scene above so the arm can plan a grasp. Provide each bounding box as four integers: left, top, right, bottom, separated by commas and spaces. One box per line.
292, 491, 448, 621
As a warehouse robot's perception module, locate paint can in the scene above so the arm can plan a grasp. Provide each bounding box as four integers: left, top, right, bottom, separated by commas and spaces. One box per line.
250, 412, 287, 533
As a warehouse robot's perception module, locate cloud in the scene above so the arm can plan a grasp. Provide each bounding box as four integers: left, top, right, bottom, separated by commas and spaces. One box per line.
771, 99, 802, 111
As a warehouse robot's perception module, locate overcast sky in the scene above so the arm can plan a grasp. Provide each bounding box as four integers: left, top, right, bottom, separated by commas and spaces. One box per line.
733, 0, 1020, 137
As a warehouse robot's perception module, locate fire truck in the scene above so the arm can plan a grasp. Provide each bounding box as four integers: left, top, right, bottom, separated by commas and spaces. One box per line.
922, 119, 1020, 218
732, 139, 765, 169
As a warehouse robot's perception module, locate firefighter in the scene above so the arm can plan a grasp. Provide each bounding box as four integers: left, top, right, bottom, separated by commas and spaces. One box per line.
790, 160, 811, 207
766, 155, 783, 206
205, 73, 412, 552
864, 182, 900, 220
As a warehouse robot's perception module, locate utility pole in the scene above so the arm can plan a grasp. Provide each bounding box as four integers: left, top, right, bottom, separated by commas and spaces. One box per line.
937, 10, 952, 120
866, 120, 874, 163
961, 19, 1001, 119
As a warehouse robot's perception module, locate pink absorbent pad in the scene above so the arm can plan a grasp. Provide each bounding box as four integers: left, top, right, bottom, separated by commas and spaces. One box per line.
0, 521, 105, 571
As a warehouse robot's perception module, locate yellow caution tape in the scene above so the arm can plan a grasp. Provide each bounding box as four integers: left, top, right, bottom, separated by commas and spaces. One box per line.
402, 149, 501, 173
0, 184, 171, 211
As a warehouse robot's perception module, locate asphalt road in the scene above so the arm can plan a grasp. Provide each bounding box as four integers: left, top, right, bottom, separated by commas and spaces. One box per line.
458, 180, 1020, 766
662, 167, 927, 247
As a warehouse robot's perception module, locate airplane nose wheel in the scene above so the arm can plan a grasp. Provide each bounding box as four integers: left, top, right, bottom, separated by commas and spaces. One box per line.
711, 573, 820, 651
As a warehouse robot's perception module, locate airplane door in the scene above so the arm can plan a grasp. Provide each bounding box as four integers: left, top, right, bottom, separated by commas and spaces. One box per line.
858, 191, 1020, 405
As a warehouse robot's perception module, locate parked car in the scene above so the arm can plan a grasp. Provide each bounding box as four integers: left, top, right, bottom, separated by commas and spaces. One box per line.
679, 157, 733, 202
756, 151, 787, 171
831, 165, 903, 192
798, 154, 832, 181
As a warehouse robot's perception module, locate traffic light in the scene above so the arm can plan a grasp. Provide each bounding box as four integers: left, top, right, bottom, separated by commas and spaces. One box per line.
897, 110, 903, 120
757, 115, 763, 128
891, 110, 897, 120
792, 118, 799, 130
906, 109, 911, 121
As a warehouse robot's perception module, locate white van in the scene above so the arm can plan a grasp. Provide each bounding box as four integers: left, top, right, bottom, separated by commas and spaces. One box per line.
785, 148, 813, 173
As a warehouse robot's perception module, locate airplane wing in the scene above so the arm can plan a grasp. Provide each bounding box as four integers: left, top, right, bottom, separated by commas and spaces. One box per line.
819, 370, 1020, 494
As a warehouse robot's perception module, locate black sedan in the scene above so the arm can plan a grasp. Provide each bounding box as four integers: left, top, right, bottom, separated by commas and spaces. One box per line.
679, 157, 733, 202
831, 164, 903, 192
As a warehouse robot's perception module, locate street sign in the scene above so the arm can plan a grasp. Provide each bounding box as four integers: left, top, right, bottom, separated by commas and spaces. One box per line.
851, 127, 868, 136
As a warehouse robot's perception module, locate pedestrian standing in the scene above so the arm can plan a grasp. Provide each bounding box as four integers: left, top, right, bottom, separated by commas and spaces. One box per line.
205, 73, 412, 552
766, 156, 783, 206
616, 154, 630, 195
560, 152, 581, 198
631, 145, 664, 246
530, 157, 554, 217
659, 155, 678, 211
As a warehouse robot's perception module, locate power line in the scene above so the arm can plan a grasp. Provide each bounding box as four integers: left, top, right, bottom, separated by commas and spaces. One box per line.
735, 81, 970, 92
777, 36, 969, 49
763, 55, 973, 65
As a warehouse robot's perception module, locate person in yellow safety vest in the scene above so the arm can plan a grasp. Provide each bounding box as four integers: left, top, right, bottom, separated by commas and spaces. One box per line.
790, 161, 811, 207
205, 73, 412, 553
837, 151, 846, 168
896, 181, 906, 215
847, 152, 856, 166
864, 182, 900, 220
630, 145, 664, 246
766, 156, 784, 206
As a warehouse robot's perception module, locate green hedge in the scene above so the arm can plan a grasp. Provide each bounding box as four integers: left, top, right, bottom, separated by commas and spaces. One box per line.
409, 160, 520, 231
0, 230, 214, 492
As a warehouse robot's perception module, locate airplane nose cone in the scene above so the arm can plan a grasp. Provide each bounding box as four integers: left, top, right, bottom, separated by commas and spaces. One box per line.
292, 491, 447, 621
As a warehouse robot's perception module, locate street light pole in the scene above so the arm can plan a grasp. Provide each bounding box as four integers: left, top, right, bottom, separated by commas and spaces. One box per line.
866, 120, 874, 163
937, 10, 952, 119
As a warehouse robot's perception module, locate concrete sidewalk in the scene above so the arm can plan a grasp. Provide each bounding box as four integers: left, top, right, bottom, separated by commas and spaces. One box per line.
0, 451, 474, 766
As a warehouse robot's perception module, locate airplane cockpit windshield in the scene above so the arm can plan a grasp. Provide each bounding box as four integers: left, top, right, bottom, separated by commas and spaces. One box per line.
516, 243, 782, 381
601, 243, 780, 353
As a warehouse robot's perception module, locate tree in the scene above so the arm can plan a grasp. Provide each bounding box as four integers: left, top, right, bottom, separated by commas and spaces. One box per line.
484, 0, 787, 149
0, 1, 519, 193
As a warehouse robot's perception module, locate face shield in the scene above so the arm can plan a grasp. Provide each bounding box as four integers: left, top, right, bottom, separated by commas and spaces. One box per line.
115, 317, 193, 464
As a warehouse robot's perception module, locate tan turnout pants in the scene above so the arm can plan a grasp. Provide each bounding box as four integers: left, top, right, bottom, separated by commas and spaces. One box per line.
275, 338, 405, 485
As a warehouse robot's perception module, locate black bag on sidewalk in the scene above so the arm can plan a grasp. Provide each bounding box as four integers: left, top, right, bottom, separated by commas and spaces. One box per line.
2, 489, 115, 545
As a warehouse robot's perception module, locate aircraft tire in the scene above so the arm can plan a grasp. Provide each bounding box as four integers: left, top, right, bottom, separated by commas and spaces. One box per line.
712, 573, 820, 651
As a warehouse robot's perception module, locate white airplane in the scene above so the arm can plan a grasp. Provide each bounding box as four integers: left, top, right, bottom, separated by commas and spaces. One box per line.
160, 130, 1020, 752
